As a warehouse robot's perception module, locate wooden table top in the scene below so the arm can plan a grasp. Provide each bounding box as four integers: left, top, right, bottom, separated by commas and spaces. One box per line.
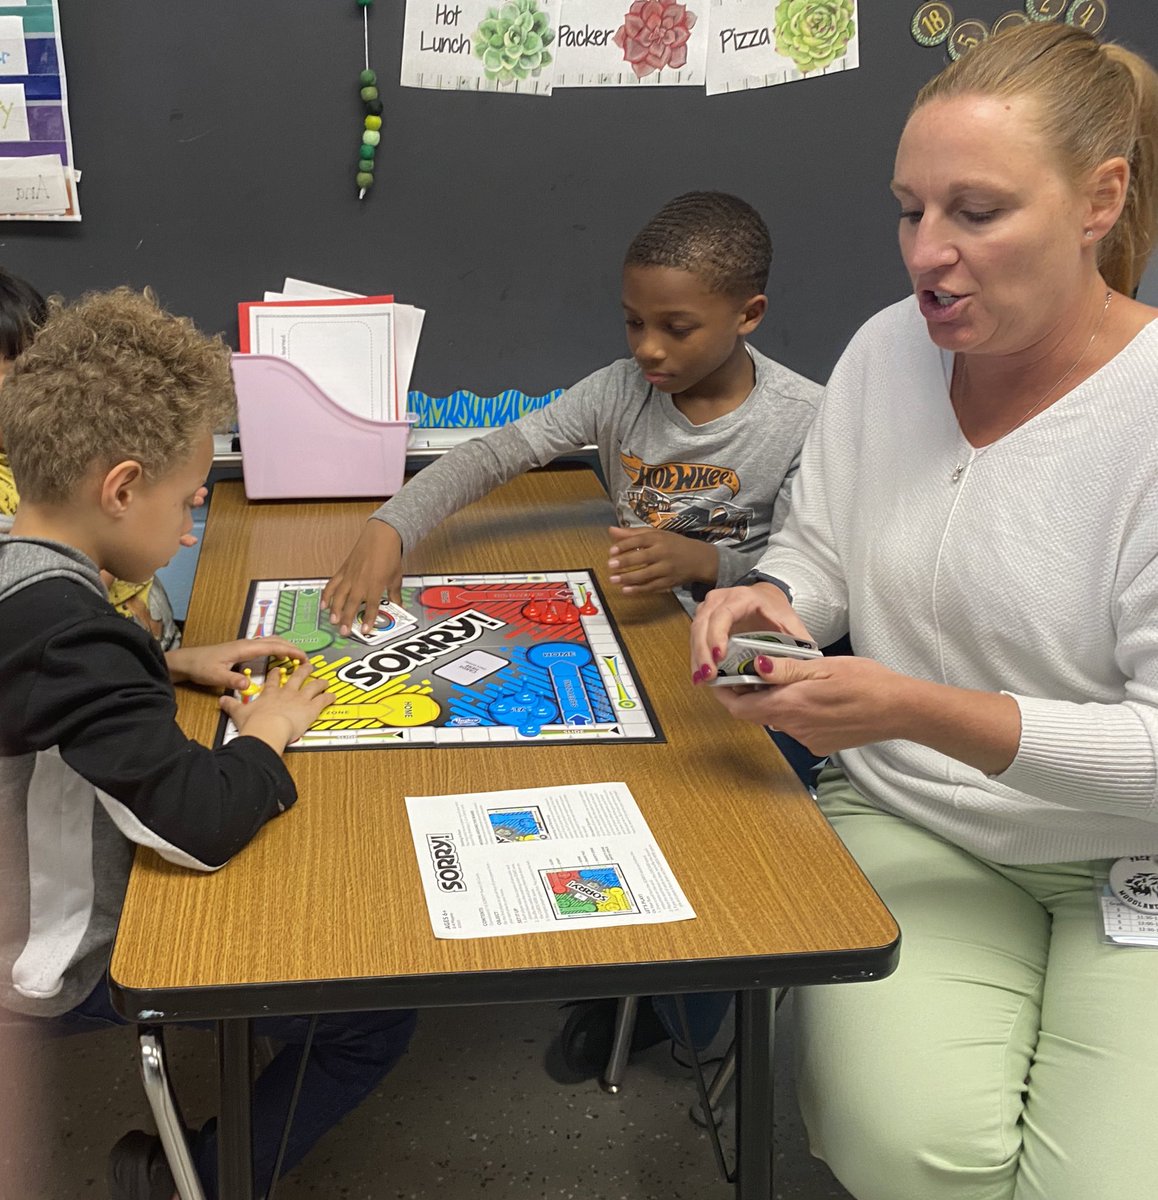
110, 471, 898, 1020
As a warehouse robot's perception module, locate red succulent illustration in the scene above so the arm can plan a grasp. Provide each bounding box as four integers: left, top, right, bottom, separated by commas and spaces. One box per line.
613, 0, 698, 79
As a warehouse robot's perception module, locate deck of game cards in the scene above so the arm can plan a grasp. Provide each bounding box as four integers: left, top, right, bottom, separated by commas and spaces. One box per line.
708, 630, 822, 686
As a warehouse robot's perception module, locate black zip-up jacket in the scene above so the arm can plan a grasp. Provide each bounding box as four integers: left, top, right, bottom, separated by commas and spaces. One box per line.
0, 536, 295, 1017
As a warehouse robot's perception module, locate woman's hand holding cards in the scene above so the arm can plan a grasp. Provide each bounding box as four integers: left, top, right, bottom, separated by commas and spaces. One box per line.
688, 580, 905, 754
690, 581, 813, 685
707, 652, 907, 755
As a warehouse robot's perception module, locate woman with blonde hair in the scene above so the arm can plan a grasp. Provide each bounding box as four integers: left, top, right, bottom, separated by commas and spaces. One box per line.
691, 22, 1158, 1200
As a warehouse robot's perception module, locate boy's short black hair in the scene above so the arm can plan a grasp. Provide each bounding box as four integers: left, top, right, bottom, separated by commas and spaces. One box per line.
624, 192, 772, 299
0, 268, 47, 361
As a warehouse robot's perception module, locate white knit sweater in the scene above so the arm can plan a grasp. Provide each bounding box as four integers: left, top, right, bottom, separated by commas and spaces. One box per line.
759, 297, 1158, 864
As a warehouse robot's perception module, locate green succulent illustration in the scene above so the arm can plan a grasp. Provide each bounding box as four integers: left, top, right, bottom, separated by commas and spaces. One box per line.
473, 0, 556, 84
774, 0, 856, 73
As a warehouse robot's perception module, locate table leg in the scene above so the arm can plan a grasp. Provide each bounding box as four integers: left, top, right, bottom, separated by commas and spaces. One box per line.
217, 1018, 254, 1200
734, 988, 774, 1200
137, 1026, 207, 1200
600, 995, 640, 1094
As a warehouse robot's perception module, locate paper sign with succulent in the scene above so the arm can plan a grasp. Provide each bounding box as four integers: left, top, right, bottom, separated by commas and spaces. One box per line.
473, 0, 556, 83
773, 0, 856, 73
401, 0, 561, 93
704, 0, 858, 95
613, 0, 699, 79
550, 0, 705, 88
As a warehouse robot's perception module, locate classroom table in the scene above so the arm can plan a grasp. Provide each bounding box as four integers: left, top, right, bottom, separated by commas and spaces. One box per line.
109, 470, 899, 1200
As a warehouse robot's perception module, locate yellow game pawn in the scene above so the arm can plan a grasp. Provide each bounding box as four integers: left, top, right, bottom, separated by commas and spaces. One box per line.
278, 666, 288, 688
240, 667, 262, 704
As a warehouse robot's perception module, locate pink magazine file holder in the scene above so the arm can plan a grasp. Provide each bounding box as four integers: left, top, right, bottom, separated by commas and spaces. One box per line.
232, 355, 415, 500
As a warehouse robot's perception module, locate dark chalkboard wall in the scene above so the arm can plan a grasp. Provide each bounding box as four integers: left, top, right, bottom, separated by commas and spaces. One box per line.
2, 0, 1156, 397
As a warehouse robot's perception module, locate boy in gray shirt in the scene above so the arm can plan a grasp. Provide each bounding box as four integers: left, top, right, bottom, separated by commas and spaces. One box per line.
324, 191, 821, 632
322, 191, 821, 1078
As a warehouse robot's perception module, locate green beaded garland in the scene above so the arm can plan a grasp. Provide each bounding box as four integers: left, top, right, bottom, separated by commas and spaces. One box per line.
356, 0, 378, 199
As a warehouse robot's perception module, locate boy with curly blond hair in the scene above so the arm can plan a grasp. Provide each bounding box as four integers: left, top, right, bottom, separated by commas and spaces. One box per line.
0, 266, 183, 646
0, 289, 415, 1200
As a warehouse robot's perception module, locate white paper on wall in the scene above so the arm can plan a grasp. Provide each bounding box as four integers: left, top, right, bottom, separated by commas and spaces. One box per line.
0, 81, 29, 141
554, 0, 707, 87
402, 0, 563, 94
0, 16, 30, 76
0, 152, 68, 212
705, 0, 858, 96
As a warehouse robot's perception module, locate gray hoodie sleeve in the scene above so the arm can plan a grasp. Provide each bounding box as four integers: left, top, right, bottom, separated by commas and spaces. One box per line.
369, 364, 625, 550
369, 424, 540, 550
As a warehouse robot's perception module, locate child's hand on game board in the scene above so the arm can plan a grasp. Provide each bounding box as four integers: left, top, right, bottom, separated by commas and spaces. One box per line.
220, 661, 334, 755
166, 637, 308, 690
607, 525, 719, 593
323, 519, 405, 635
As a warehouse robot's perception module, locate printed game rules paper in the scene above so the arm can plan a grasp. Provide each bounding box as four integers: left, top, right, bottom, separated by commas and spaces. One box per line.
406, 782, 695, 938
705, 0, 858, 96
401, 0, 564, 94
553, 0, 708, 88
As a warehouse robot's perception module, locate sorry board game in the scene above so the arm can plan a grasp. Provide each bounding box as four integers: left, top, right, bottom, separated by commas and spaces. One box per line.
217, 571, 662, 750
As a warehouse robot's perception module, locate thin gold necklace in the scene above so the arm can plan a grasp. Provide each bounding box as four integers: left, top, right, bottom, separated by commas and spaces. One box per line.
949, 289, 1112, 484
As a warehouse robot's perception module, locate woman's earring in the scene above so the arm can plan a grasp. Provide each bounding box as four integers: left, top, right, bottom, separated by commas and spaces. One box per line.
1084, 229, 1095, 239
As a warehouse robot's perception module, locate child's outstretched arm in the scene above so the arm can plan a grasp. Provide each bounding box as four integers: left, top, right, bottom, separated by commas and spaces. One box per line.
321, 428, 535, 635
323, 370, 615, 634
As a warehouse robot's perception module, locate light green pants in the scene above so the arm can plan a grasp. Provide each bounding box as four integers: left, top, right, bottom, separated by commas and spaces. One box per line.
795, 769, 1158, 1200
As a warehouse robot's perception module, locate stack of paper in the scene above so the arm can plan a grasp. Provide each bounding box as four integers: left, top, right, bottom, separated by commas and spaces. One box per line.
238, 278, 425, 423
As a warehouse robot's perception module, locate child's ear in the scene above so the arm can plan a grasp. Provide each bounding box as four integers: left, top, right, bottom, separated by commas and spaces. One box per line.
738, 294, 768, 335
99, 459, 145, 517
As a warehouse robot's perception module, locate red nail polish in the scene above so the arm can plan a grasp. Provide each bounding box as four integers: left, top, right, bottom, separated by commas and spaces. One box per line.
757, 656, 773, 674
711, 646, 723, 662
692, 668, 702, 684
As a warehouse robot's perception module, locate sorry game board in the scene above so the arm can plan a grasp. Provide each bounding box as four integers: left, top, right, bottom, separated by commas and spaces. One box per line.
217, 571, 662, 750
